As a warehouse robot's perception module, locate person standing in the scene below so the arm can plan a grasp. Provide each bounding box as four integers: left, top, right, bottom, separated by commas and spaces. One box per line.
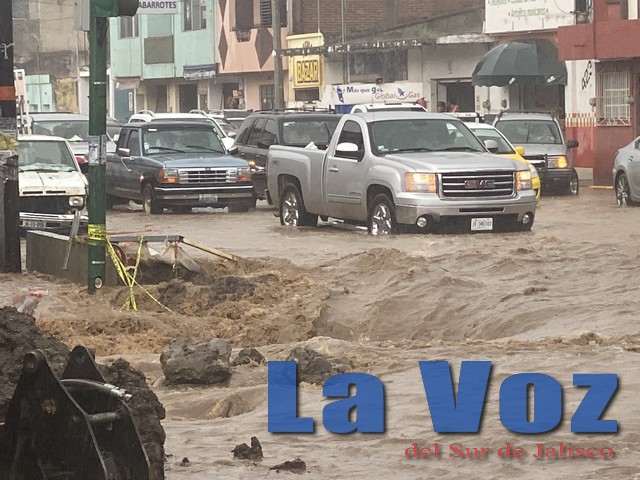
436, 101, 446, 113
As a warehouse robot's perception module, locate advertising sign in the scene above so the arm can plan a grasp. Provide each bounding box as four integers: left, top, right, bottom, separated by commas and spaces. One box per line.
322, 82, 424, 105
485, 0, 575, 34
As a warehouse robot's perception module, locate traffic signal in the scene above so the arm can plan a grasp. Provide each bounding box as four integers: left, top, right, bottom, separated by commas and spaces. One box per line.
91, 0, 139, 17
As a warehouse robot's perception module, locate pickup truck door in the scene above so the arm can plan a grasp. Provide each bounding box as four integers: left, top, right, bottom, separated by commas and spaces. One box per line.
324, 120, 368, 221
117, 130, 145, 199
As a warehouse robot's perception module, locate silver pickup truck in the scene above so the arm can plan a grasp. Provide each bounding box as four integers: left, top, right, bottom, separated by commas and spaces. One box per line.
266, 112, 537, 234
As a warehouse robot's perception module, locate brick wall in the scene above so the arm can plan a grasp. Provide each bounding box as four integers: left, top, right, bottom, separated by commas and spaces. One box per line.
294, 0, 483, 40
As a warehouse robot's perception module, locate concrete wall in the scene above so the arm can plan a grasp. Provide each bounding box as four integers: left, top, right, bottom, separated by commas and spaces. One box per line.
26, 231, 118, 287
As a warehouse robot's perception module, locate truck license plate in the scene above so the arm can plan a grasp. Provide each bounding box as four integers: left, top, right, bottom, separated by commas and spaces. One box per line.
471, 217, 493, 231
199, 194, 218, 202
23, 220, 46, 230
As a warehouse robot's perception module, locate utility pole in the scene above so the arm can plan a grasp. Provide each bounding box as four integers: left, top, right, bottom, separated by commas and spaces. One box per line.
0, 0, 21, 274
272, 0, 284, 109
87, 0, 138, 292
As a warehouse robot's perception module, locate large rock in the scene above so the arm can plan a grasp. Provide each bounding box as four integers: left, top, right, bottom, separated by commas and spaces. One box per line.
231, 347, 265, 366
160, 338, 232, 385
286, 347, 352, 385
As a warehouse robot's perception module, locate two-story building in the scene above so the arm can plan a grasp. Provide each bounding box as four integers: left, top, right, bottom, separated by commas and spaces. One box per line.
558, 0, 640, 185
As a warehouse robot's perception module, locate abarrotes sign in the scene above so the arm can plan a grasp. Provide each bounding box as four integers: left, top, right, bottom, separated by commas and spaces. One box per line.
138, 0, 178, 14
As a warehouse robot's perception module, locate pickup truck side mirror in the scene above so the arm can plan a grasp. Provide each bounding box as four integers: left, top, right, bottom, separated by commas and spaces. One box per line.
484, 139, 499, 153
514, 146, 525, 156
566, 139, 579, 149
227, 145, 239, 155
336, 142, 364, 161
117, 147, 131, 157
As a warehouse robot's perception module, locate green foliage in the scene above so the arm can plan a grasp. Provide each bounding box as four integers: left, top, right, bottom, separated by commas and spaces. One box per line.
0, 133, 17, 152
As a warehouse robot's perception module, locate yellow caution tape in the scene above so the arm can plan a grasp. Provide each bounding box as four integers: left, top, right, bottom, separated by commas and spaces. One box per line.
104, 235, 173, 313
88, 224, 107, 241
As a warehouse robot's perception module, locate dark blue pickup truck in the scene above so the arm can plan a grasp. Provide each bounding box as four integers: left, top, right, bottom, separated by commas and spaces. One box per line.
106, 120, 255, 213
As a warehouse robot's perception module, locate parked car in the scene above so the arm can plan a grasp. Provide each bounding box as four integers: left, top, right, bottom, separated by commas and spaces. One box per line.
16, 135, 88, 232
466, 122, 541, 204
267, 112, 537, 234
106, 120, 255, 214
128, 111, 235, 150
493, 111, 579, 195
234, 110, 342, 201
612, 136, 640, 206
26, 112, 121, 173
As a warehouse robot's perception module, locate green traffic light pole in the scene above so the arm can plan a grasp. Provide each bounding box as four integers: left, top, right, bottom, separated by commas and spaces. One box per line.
87, 0, 138, 293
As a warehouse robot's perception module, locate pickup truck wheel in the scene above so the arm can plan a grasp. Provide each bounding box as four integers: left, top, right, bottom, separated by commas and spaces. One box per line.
566, 168, 579, 195
368, 194, 397, 235
280, 184, 317, 227
142, 184, 162, 214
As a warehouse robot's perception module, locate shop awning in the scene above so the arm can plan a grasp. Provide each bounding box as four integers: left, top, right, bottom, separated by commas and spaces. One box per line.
471, 39, 567, 87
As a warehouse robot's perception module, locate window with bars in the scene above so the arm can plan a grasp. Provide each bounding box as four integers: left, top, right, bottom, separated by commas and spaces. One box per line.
596, 71, 631, 125
260, 84, 274, 110
184, 0, 207, 31
119, 15, 139, 38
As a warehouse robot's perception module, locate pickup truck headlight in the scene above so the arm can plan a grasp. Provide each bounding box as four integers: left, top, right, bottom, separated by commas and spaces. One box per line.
528, 162, 539, 179
548, 156, 568, 169
406, 173, 437, 193
237, 166, 251, 182
68, 196, 85, 208
516, 170, 532, 190
159, 168, 180, 184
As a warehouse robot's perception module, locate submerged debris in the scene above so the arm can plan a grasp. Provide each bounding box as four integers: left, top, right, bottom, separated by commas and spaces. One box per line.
232, 436, 264, 461
160, 338, 232, 385
231, 347, 265, 366
270, 457, 307, 474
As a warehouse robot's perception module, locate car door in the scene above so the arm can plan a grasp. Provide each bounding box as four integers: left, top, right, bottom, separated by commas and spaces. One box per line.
323, 120, 368, 221
238, 118, 266, 167
117, 130, 144, 198
107, 130, 130, 197
628, 138, 640, 198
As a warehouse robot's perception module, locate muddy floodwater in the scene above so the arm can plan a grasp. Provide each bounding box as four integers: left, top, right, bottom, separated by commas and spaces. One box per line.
1, 187, 638, 479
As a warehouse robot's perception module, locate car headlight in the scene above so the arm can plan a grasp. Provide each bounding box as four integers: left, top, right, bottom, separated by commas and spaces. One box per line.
406, 173, 437, 193
159, 168, 180, 183
69, 196, 85, 208
548, 156, 568, 169
516, 170, 532, 190
528, 162, 539, 179
237, 166, 251, 182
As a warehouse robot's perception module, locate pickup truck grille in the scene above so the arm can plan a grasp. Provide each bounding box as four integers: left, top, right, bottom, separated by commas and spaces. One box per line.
180, 168, 239, 184
523, 154, 547, 171
440, 171, 514, 198
20, 196, 70, 214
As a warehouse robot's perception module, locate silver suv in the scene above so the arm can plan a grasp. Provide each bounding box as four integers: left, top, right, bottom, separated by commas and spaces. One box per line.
493, 111, 579, 195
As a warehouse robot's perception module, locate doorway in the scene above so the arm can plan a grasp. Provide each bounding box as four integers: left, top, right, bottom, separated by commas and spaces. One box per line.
179, 84, 198, 113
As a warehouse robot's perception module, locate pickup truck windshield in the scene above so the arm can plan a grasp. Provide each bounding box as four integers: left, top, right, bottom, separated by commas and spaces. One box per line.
143, 127, 225, 155
282, 119, 340, 147
495, 120, 563, 145
32, 120, 122, 143
370, 118, 485, 154
17, 140, 78, 172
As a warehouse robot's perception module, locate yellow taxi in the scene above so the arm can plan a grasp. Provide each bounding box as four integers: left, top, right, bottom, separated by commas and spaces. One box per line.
467, 122, 541, 204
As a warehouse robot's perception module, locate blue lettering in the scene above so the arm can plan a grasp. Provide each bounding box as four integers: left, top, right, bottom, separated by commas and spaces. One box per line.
500, 373, 561, 433
346, 86, 355, 93
322, 373, 385, 433
572, 374, 618, 433
268, 361, 314, 433
419, 361, 491, 433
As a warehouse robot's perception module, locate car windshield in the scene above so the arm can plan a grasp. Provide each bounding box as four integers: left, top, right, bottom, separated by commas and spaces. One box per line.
495, 119, 563, 145
16, 140, 78, 172
469, 127, 515, 154
142, 126, 225, 155
32, 120, 122, 143
370, 118, 486, 154
282, 119, 340, 146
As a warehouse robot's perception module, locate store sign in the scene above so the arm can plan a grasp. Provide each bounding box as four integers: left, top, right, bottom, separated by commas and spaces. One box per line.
295, 59, 320, 86
485, 0, 574, 34
138, 0, 178, 14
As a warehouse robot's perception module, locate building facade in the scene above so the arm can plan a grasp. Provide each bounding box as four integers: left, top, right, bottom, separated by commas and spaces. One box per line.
558, 0, 640, 185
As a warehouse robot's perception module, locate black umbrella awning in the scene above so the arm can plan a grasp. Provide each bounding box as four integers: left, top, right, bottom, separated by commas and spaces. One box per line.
472, 39, 567, 87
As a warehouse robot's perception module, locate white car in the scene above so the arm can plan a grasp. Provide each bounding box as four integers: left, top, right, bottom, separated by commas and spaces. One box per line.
129, 111, 236, 150
16, 135, 88, 232
350, 103, 427, 113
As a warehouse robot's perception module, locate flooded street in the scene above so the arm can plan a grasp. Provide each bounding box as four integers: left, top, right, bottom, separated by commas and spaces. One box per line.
1, 187, 638, 479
